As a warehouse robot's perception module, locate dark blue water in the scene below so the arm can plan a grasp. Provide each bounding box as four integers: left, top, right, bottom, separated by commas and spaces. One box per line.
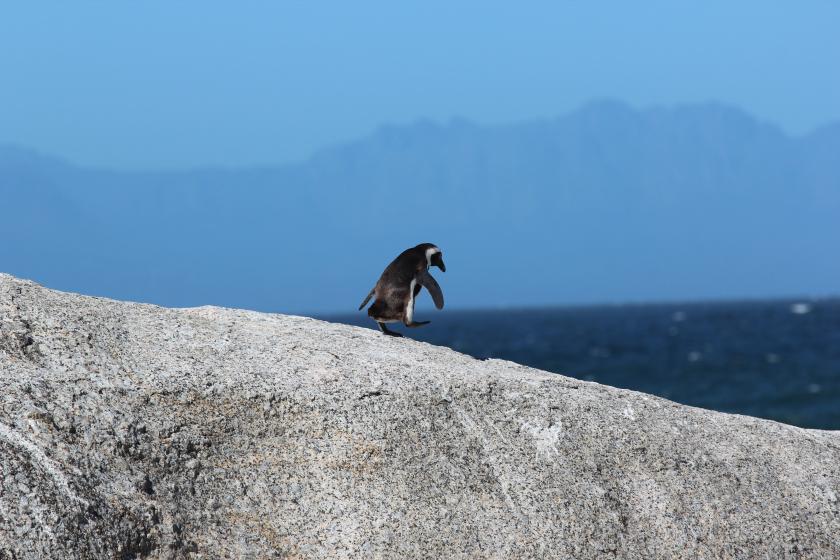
324, 299, 840, 430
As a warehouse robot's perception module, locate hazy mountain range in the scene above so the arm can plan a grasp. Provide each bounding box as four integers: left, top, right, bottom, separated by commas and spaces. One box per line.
2, 100, 838, 313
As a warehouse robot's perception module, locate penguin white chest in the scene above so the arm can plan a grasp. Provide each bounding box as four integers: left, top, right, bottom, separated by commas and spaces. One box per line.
405, 278, 417, 323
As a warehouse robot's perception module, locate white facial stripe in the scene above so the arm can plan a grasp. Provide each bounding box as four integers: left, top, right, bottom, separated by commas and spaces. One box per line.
424, 247, 440, 268
406, 278, 416, 323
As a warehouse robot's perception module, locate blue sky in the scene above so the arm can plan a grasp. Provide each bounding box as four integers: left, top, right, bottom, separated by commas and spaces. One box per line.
2, 2, 839, 169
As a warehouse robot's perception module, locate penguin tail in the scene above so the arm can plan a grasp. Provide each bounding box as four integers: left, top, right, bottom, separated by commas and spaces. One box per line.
358, 288, 375, 310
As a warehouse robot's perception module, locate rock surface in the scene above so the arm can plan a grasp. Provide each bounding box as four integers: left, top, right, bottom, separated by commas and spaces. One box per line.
1, 273, 839, 559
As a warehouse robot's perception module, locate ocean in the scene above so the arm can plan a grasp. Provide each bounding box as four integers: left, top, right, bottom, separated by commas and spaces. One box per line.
323, 298, 840, 430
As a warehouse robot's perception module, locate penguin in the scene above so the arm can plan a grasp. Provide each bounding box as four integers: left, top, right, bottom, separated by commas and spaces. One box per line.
358, 243, 446, 337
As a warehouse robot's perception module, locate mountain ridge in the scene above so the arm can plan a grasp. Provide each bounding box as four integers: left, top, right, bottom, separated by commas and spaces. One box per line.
2, 100, 838, 313
2, 99, 835, 172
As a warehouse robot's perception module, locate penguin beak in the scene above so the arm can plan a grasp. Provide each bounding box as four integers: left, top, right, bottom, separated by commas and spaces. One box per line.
433, 253, 446, 272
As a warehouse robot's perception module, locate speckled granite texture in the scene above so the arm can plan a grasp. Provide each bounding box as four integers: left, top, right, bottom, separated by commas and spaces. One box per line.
1, 273, 839, 559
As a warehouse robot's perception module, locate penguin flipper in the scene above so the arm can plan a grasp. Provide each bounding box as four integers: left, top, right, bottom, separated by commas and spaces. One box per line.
418, 271, 444, 310
358, 288, 375, 310
406, 320, 430, 328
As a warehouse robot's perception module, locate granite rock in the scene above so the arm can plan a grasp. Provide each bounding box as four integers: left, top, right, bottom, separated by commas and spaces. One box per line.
1, 273, 839, 558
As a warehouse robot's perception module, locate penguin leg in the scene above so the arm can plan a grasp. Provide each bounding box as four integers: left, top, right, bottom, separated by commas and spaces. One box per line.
405, 320, 430, 328
378, 322, 403, 337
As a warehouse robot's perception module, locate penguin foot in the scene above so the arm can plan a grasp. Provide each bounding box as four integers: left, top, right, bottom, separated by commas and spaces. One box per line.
405, 321, 430, 328
378, 322, 403, 337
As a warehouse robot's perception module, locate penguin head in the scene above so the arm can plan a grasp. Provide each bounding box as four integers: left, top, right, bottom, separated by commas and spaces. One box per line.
430, 250, 446, 272
417, 243, 446, 272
